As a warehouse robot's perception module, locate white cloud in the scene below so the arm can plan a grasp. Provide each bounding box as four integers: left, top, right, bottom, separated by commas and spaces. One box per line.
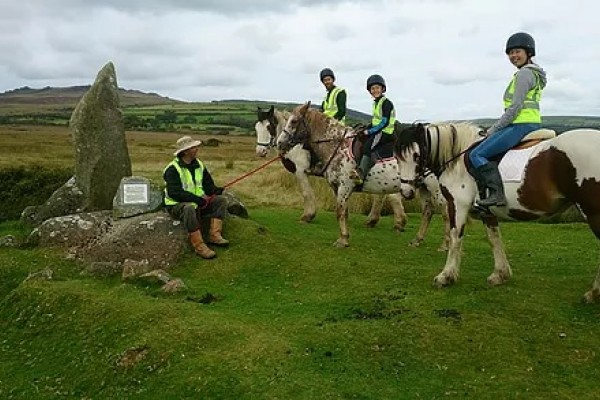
0, 0, 599, 121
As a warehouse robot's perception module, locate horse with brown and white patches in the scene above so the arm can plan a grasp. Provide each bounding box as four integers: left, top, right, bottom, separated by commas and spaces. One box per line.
396, 122, 600, 302
275, 102, 448, 249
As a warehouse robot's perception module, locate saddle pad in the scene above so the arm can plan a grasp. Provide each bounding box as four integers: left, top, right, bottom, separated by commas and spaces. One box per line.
522, 128, 556, 141
498, 143, 540, 182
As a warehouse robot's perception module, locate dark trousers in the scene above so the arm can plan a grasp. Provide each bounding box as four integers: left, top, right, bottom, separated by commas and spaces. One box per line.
364, 132, 394, 157
166, 196, 228, 233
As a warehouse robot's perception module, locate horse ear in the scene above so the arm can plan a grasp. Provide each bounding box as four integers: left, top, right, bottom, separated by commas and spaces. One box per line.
300, 101, 311, 115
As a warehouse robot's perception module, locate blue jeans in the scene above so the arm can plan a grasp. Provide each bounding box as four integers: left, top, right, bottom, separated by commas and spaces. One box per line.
469, 123, 540, 169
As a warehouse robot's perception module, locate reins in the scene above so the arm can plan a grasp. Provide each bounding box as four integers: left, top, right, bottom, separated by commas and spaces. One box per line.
223, 154, 282, 188
281, 116, 357, 176
418, 124, 485, 179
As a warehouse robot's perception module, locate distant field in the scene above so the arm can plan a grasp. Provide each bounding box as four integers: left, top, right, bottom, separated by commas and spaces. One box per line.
0, 87, 371, 135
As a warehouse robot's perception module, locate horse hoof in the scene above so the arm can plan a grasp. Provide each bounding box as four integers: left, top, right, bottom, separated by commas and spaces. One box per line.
437, 245, 449, 252
583, 289, 600, 304
333, 239, 349, 248
433, 274, 454, 288
364, 220, 378, 228
487, 274, 506, 286
409, 239, 422, 248
300, 214, 315, 223
393, 226, 405, 233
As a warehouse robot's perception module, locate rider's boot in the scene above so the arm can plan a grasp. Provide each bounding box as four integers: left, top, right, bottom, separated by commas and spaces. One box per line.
350, 155, 373, 185
475, 163, 507, 207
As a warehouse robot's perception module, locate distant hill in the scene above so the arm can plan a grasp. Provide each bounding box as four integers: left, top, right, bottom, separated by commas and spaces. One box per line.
0, 86, 181, 110
216, 99, 372, 122
1, 86, 600, 134
471, 116, 600, 133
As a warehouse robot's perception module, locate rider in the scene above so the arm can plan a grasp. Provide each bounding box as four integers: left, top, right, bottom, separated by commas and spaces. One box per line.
319, 68, 347, 124
350, 74, 396, 185
469, 32, 547, 208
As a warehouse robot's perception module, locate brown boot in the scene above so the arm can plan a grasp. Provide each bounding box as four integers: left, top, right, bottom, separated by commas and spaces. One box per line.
208, 218, 229, 247
189, 230, 216, 259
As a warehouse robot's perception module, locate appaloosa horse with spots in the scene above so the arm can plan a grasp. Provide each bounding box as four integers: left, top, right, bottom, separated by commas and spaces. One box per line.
256, 105, 411, 233
276, 102, 448, 249
396, 121, 600, 302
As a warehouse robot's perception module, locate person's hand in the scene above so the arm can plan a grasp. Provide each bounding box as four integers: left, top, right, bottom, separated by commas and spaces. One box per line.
362, 129, 370, 137
200, 194, 215, 209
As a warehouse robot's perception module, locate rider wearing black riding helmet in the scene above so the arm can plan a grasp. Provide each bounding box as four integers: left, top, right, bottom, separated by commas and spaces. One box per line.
350, 74, 397, 185
319, 68, 347, 124
469, 32, 547, 208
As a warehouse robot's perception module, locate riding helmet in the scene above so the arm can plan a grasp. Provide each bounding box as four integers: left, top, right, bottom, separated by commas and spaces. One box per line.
366, 74, 386, 92
505, 32, 536, 56
319, 68, 335, 82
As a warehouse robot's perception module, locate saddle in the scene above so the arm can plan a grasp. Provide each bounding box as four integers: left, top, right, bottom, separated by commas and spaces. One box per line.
351, 130, 395, 163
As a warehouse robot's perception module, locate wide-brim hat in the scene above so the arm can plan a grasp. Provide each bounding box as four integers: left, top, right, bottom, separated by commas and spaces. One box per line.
174, 136, 202, 156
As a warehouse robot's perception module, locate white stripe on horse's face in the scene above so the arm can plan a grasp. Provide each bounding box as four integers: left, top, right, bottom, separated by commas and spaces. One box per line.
255, 121, 271, 157
398, 143, 421, 199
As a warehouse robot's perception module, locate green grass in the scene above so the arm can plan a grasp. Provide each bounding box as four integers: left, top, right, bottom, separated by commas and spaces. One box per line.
1, 210, 599, 399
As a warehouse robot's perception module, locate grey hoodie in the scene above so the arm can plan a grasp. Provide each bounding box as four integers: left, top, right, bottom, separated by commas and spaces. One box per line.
488, 63, 547, 135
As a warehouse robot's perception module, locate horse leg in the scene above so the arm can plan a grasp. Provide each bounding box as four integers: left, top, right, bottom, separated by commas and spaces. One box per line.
482, 215, 512, 286
433, 186, 471, 288
409, 187, 433, 247
580, 209, 600, 302
439, 201, 450, 252
294, 169, 316, 223
387, 193, 407, 232
584, 264, 600, 303
334, 185, 353, 248
365, 194, 383, 228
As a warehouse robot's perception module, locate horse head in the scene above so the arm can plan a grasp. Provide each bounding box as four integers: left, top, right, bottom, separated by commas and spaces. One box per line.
396, 123, 429, 199
277, 101, 311, 153
255, 105, 278, 157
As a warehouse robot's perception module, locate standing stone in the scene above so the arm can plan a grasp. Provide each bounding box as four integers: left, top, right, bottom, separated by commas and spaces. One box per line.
70, 62, 132, 211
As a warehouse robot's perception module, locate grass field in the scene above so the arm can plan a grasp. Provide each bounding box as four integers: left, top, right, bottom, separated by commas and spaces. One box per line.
1, 209, 600, 399
1, 124, 599, 399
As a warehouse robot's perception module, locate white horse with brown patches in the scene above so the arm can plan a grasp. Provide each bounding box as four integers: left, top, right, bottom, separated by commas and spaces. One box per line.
276, 102, 448, 249
396, 122, 600, 302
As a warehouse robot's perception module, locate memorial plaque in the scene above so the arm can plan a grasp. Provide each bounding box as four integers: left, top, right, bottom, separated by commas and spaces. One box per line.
123, 183, 149, 204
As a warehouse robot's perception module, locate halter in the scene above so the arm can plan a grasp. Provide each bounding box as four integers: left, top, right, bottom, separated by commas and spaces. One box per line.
280, 114, 347, 175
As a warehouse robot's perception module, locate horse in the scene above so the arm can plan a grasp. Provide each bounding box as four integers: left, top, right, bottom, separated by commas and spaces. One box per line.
395, 121, 600, 302
276, 102, 448, 249
256, 105, 409, 234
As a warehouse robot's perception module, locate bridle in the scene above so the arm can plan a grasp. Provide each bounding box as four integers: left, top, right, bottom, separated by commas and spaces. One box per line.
280, 114, 348, 175
256, 114, 279, 149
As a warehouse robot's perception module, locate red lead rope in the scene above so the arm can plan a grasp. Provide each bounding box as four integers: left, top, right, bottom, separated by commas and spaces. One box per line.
222, 155, 282, 189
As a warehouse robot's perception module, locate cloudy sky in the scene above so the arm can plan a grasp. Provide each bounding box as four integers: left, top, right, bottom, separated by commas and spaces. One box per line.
1, 0, 598, 121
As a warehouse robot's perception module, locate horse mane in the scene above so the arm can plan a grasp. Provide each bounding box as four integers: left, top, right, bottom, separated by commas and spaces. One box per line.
426, 122, 481, 167
300, 106, 346, 140
396, 121, 482, 171
275, 109, 291, 125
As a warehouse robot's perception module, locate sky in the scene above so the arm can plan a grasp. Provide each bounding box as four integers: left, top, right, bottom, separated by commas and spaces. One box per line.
1, 0, 598, 121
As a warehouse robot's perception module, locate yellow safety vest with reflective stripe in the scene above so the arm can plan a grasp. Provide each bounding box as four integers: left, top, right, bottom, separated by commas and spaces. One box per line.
163, 158, 205, 207
322, 86, 346, 125
503, 69, 543, 124
372, 96, 396, 134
